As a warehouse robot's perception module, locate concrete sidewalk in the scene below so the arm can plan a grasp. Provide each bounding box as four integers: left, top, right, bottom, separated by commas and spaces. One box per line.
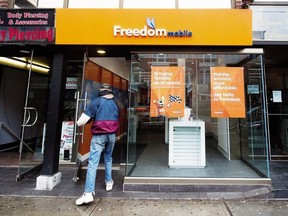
1, 161, 288, 216
1, 196, 288, 216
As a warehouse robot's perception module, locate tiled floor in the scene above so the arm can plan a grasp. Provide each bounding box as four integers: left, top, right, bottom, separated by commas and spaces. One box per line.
132, 141, 260, 178
131, 132, 261, 178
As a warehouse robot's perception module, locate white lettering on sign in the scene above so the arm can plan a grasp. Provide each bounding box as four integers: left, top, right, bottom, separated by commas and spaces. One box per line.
114, 25, 166, 37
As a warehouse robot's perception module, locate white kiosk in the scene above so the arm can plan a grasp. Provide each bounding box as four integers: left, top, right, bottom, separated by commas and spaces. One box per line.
168, 119, 206, 168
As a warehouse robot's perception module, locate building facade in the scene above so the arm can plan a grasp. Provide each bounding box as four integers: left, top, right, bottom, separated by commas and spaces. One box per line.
0, 0, 287, 191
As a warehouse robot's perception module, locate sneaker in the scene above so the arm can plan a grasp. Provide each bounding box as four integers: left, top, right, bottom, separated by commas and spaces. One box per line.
106, 181, 114, 191
75, 192, 94, 206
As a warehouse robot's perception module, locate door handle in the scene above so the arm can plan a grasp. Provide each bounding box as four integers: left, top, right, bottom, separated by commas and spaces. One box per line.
73, 91, 88, 143
23, 107, 38, 127
73, 91, 80, 144
81, 91, 88, 143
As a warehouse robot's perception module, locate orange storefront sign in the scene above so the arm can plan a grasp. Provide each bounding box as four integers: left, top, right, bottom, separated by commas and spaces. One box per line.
150, 66, 185, 118
55, 9, 252, 46
210, 67, 246, 118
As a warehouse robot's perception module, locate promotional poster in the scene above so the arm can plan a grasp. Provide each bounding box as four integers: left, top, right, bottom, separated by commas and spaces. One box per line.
210, 67, 245, 118
150, 66, 185, 118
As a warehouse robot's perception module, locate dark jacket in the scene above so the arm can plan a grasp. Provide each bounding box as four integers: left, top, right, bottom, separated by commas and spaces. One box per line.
84, 93, 119, 135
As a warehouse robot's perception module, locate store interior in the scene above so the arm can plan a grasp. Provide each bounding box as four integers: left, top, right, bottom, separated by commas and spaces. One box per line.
126, 52, 270, 179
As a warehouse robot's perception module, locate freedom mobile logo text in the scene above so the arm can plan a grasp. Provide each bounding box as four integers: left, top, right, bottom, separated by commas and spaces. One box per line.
114, 18, 192, 38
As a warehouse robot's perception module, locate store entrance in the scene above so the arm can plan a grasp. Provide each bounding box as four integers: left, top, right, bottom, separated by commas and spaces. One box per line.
0, 49, 51, 181
266, 67, 288, 160
264, 46, 288, 160
67, 55, 128, 181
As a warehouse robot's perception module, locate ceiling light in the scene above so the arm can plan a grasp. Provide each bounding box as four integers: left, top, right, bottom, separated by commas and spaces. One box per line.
97, 50, 106, 54
19, 50, 30, 54
0, 57, 49, 74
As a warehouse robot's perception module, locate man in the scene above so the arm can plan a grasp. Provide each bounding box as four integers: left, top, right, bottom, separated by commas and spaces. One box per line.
75, 83, 119, 206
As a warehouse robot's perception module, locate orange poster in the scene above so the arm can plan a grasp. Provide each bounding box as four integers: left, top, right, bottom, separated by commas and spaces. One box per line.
150, 66, 185, 118
210, 67, 246, 118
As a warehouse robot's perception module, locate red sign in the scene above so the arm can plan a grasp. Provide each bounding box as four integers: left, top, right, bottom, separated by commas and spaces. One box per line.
0, 27, 54, 42
0, 9, 55, 44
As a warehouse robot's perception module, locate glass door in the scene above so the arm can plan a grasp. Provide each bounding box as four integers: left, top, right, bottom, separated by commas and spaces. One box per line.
72, 54, 128, 181
72, 55, 112, 181
266, 64, 288, 160
239, 55, 270, 176
72, 54, 89, 181
17, 50, 51, 181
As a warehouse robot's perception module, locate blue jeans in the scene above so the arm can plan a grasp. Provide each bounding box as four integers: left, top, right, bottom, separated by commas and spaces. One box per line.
84, 133, 116, 193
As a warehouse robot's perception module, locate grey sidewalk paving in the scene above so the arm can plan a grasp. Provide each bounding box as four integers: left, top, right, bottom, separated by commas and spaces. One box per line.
1, 161, 288, 216
1, 196, 288, 216
0, 166, 280, 200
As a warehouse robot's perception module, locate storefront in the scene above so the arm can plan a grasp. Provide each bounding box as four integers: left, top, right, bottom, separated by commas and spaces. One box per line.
251, 3, 288, 161
0, 8, 271, 189
124, 49, 270, 191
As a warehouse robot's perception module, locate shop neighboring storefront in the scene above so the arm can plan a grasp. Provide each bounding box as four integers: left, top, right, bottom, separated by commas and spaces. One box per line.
0, 9, 55, 180
0, 8, 271, 190
251, 3, 288, 161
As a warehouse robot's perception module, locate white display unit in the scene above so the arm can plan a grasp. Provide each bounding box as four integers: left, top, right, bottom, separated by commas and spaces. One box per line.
169, 120, 206, 168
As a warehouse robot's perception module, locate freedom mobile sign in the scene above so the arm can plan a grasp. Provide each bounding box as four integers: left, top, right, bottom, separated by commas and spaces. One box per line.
210, 67, 246, 118
0, 9, 55, 44
55, 9, 252, 45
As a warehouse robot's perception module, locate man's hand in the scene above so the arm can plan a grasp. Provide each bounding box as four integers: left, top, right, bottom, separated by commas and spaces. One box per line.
77, 113, 91, 126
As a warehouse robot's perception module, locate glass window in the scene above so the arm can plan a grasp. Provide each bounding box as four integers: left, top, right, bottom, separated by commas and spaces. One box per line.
254, 0, 288, 1
68, 0, 119, 8
251, 5, 288, 41
38, 0, 64, 8
127, 51, 269, 179
179, 0, 231, 9
123, 0, 175, 8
